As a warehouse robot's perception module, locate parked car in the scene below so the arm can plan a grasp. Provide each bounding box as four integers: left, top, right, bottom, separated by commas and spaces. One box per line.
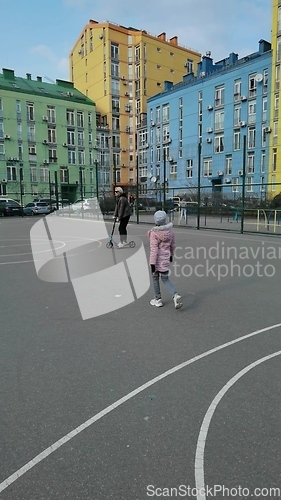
71, 198, 98, 213
23, 202, 51, 216
0, 198, 23, 217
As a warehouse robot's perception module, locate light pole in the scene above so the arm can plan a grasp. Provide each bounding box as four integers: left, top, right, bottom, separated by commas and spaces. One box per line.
94, 159, 99, 199
163, 149, 167, 210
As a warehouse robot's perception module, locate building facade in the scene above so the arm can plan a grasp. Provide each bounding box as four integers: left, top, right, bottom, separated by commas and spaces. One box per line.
269, 0, 281, 196
143, 40, 272, 203
0, 68, 97, 204
70, 19, 201, 191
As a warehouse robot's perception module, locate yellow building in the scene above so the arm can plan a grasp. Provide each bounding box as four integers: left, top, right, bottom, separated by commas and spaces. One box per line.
270, 0, 281, 196
70, 19, 201, 189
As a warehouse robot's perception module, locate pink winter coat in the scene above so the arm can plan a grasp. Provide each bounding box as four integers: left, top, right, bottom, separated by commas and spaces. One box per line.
148, 222, 176, 272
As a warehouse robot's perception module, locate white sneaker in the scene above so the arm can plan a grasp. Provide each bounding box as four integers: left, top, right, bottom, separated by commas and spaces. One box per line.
117, 242, 124, 248
150, 298, 163, 307
173, 293, 183, 309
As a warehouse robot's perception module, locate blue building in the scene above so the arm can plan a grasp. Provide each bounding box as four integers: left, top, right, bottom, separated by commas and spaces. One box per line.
139, 40, 272, 203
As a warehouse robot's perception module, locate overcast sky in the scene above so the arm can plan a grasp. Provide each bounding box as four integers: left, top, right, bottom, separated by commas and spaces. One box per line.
1, 0, 272, 83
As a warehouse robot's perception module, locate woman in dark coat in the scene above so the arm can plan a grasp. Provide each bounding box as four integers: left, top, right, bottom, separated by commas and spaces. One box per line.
114, 187, 131, 247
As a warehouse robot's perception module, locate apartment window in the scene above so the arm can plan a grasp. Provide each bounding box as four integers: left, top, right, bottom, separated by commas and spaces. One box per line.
232, 178, 239, 193
17, 122, 22, 141
261, 151, 265, 173
186, 59, 193, 73
246, 177, 253, 192
47, 106, 56, 123
135, 45, 140, 62
68, 150, 76, 165
112, 97, 119, 113
274, 95, 279, 119
262, 97, 267, 122
28, 124, 35, 142
60, 167, 69, 183
215, 110, 224, 130
7, 166, 17, 181
247, 153, 254, 174
48, 128, 56, 144
156, 147, 161, 162
278, 6, 281, 32
234, 130, 240, 150
234, 79, 241, 101
249, 74, 257, 98
156, 107, 160, 124
260, 176, 265, 192
40, 168, 49, 182
248, 100, 256, 124
113, 152, 120, 167
248, 128, 256, 149
163, 105, 169, 122
215, 86, 224, 107
0, 143, 4, 158
16, 100, 21, 116
234, 106, 241, 127
111, 43, 119, 59
77, 111, 84, 128
27, 102, 34, 121
263, 69, 268, 93
170, 162, 177, 178
186, 159, 193, 178
271, 175, 276, 192
198, 101, 202, 122
111, 80, 119, 95
77, 131, 84, 147
67, 109, 75, 126
203, 158, 212, 176
225, 156, 232, 175
48, 148, 57, 163
112, 117, 120, 130
156, 127, 161, 144
277, 38, 281, 62
30, 166, 37, 182
78, 150, 85, 165
88, 112, 92, 127
67, 130, 75, 145
111, 62, 119, 78
163, 125, 169, 142
275, 65, 280, 92
272, 148, 277, 172
214, 134, 224, 153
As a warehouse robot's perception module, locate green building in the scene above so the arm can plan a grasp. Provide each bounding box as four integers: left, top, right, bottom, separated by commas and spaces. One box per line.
0, 68, 97, 204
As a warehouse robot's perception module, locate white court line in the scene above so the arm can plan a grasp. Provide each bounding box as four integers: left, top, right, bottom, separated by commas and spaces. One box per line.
195, 350, 281, 500
0, 322, 280, 493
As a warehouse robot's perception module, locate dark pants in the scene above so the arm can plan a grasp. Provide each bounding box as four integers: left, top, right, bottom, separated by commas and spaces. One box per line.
119, 215, 130, 242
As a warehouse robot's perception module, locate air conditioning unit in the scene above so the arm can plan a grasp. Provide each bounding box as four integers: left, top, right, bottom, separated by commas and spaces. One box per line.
151, 122, 156, 127
206, 137, 212, 143
2, 179, 7, 183
239, 121, 247, 127
42, 116, 48, 121
8, 157, 13, 161
264, 126, 272, 133
99, 33, 103, 39
145, 143, 149, 148
167, 157, 173, 162
43, 160, 49, 164
78, 50, 82, 54
225, 178, 231, 184
238, 170, 243, 176
240, 95, 247, 101
13, 157, 19, 161
207, 127, 213, 133
66, 91, 73, 97
217, 170, 224, 176
207, 105, 213, 111
121, 75, 126, 80
42, 139, 48, 144
4, 134, 10, 139
62, 142, 68, 147
125, 105, 130, 112
125, 126, 130, 133
200, 71, 206, 77
124, 92, 129, 96
121, 148, 127, 152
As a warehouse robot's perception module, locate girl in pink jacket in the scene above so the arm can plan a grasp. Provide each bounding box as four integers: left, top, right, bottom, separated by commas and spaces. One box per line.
148, 210, 183, 309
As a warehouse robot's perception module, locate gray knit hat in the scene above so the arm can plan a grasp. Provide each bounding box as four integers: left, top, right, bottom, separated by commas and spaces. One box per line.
154, 210, 167, 225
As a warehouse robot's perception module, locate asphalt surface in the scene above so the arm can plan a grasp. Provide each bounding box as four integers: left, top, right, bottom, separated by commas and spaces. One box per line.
1, 215, 281, 500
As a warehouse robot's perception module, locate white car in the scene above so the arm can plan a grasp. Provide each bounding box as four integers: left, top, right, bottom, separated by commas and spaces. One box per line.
71, 199, 97, 213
